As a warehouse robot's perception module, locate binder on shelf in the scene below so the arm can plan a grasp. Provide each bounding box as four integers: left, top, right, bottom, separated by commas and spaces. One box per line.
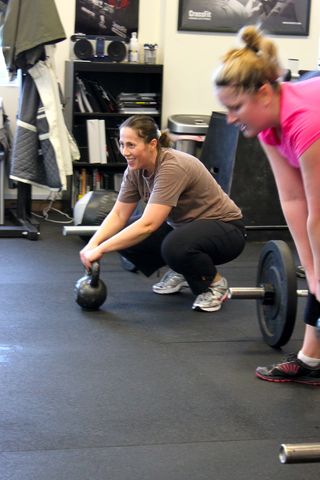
86, 119, 101, 164
75, 76, 94, 113
98, 119, 108, 164
86, 119, 108, 164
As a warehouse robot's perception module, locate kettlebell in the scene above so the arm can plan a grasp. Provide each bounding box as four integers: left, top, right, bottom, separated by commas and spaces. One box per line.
74, 262, 107, 310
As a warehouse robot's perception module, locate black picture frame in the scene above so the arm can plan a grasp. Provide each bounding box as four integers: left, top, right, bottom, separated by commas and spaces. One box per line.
178, 0, 311, 36
75, 0, 139, 39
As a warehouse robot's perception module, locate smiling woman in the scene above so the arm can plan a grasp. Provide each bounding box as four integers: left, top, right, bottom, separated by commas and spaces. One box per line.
118, 115, 171, 175
79, 114, 247, 313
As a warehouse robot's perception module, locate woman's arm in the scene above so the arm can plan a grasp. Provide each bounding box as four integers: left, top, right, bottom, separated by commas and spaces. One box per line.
259, 142, 316, 291
80, 199, 137, 269
80, 201, 172, 269
299, 138, 320, 298
84, 200, 137, 249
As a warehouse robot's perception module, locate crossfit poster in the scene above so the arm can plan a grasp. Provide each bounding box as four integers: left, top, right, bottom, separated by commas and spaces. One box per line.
178, 0, 311, 36
75, 0, 139, 39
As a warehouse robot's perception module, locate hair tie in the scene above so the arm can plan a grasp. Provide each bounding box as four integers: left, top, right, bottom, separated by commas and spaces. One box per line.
246, 44, 259, 54
157, 129, 161, 139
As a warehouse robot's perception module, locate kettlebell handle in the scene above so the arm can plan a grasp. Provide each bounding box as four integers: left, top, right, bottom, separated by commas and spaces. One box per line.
89, 261, 100, 288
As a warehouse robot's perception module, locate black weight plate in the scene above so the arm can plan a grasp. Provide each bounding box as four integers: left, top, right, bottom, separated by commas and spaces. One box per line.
256, 240, 297, 348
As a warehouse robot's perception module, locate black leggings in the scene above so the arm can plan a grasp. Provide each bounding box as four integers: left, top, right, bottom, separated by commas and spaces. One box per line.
119, 218, 247, 295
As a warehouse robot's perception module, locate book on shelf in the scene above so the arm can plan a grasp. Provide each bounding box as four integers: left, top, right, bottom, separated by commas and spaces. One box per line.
117, 101, 158, 107
117, 92, 158, 99
73, 167, 120, 202
79, 168, 87, 198
98, 120, 107, 164
118, 107, 159, 114
116, 92, 160, 114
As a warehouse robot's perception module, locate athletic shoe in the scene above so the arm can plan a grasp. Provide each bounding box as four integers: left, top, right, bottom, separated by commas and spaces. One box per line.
256, 353, 320, 385
192, 277, 228, 312
152, 269, 188, 294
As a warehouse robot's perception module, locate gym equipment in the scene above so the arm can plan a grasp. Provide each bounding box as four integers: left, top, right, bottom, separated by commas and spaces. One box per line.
62, 224, 289, 236
228, 240, 308, 347
279, 443, 320, 464
74, 262, 107, 310
73, 190, 118, 238
65, 229, 308, 346
63, 225, 98, 236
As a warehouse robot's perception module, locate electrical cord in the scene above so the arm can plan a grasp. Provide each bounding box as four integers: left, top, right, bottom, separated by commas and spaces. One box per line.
31, 192, 74, 224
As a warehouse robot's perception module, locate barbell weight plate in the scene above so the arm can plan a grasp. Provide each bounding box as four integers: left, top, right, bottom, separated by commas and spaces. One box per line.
256, 240, 297, 348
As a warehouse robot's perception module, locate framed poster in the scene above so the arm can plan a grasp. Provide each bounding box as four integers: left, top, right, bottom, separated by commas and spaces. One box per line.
75, 0, 139, 39
178, 0, 311, 36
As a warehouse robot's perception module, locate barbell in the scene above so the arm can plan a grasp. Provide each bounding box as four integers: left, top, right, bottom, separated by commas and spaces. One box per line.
228, 240, 308, 348
279, 443, 320, 464
65, 225, 308, 347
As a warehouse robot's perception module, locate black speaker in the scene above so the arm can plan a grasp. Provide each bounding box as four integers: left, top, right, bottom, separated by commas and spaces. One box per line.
73, 37, 94, 60
71, 34, 128, 62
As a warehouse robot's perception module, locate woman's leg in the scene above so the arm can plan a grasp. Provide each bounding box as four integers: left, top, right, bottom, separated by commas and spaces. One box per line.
119, 218, 173, 276
300, 325, 320, 358
256, 293, 320, 384
161, 219, 246, 295
300, 294, 320, 357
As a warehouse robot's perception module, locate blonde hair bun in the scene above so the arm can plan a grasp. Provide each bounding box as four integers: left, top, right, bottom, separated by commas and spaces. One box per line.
238, 25, 262, 53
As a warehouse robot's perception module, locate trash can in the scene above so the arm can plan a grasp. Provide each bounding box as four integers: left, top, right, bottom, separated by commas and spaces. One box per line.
168, 114, 210, 157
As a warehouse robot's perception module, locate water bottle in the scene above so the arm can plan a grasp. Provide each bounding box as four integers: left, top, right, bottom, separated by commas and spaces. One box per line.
129, 32, 139, 63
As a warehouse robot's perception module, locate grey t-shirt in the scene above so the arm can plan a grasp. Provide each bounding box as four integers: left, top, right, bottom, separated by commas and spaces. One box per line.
117, 148, 242, 228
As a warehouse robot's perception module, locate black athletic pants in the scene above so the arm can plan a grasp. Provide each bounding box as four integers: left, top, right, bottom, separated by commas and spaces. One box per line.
119, 217, 247, 295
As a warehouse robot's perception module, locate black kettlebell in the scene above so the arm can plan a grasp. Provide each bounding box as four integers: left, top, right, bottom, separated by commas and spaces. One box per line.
74, 262, 107, 310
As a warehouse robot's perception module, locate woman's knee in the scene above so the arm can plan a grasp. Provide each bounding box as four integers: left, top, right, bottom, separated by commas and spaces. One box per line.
160, 232, 190, 267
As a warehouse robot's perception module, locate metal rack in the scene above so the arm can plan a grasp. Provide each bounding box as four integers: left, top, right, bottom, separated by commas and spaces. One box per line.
0, 118, 39, 240
0, 179, 39, 240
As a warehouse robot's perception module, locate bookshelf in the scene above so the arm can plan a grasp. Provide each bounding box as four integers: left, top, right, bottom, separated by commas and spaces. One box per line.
64, 60, 163, 207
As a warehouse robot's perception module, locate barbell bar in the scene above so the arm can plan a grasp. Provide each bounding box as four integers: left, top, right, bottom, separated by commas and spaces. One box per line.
63, 224, 307, 348
228, 287, 308, 300
63, 225, 98, 236
62, 225, 290, 236
279, 443, 320, 464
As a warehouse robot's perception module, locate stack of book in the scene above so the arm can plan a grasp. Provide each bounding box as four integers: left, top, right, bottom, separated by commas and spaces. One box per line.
116, 92, 160, 115
73, 168, 118, 202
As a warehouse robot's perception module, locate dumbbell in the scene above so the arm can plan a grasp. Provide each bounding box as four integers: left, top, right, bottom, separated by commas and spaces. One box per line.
227, 240, 308, 348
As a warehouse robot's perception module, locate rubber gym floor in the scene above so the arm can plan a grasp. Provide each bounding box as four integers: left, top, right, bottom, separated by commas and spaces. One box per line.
1, 220, 319, 480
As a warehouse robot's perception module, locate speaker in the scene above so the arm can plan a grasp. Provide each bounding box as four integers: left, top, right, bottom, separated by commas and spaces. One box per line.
71, 34, 128, 62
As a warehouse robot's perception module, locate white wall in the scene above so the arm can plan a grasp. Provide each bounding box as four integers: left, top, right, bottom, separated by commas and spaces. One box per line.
162, 0, 320, 120
2, 0, 320, 198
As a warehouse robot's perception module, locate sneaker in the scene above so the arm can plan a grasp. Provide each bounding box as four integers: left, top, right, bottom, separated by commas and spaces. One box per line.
152, 269, 188, 294
192, 277, 228, 312
256, 353, 320, 385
